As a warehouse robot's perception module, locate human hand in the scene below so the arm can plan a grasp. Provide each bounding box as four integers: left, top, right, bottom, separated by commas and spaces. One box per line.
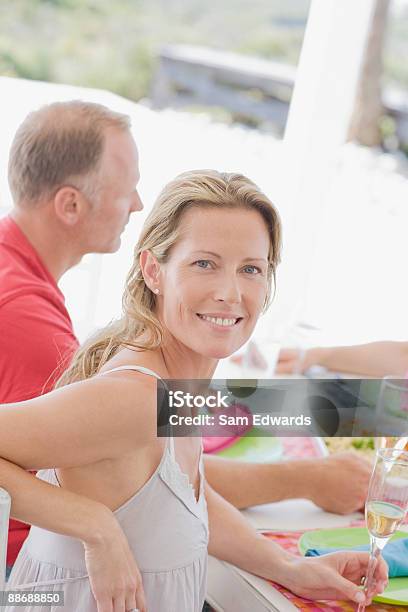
276, 347, 328, 374
84, 517, 146, 612
275, 348, 304, 373
230, 341, 268, 370
285, 551, 388, 605
308, 451, 371, 514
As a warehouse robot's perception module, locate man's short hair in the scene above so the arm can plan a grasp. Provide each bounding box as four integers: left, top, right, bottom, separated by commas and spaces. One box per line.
8, 100, 131, 206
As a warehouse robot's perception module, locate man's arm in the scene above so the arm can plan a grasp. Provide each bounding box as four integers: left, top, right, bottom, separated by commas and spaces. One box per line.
277, 341, 408, 377
204, 451, 370, 513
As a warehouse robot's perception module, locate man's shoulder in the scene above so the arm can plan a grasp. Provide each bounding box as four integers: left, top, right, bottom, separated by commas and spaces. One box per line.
0, 286, 52, 313
0, 289, 73, 338
0, 240, 57, 310
0, 264, 53, 310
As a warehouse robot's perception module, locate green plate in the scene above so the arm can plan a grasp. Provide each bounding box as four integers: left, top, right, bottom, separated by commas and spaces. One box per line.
299, 527, 408, 605
217, 429, 282, 462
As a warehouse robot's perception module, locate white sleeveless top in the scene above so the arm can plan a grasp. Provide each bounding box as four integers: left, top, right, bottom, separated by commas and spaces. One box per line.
7, 366, 208, 612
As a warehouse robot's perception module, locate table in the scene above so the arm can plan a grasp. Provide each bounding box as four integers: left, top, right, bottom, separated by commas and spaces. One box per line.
207, 499, 362, 611
207, 360, 406, 610
207, 500, 408, 611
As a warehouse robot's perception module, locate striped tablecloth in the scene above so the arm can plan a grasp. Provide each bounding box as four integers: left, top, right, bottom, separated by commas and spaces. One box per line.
263, 530, 406, 612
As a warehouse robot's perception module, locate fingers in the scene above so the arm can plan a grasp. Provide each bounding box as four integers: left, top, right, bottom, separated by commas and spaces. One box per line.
112, 597, 124, 612
122, 578, 147, 612
123, 591, 137, 612
136, 585, 147, 612
353, 551, 389, 582
275, 358, 297, 374
277, 348, 296, 360
338, 552, 389, 603
96, 597, 113, 612
275, 348, 305, 373
98, 587, 146, 612
367, 556, 389, 599
95, 578, 147, 612
275, 362, 294, 374
112, 588, 146, 612
331, 572, 367, 605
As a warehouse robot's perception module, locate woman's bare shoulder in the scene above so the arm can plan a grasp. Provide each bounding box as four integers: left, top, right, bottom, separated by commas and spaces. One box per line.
90, 366, 160, 416
0, 368, 161, 471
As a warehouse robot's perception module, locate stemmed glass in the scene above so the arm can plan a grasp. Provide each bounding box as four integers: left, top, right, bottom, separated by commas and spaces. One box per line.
357, 448, 408, 611
375, 376, 408, 451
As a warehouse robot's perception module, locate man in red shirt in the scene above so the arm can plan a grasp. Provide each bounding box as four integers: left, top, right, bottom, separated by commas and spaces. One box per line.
0, 216, 77, 403
1, 100, 371, 579
1, 100, 143, 571
0, 216, 79, 567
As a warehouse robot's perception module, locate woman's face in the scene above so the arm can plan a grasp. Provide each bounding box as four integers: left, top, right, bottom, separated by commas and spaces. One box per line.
158, 206, 270, 359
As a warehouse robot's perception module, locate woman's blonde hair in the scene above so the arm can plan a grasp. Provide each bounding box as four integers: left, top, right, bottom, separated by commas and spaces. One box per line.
56, 169, 281, 387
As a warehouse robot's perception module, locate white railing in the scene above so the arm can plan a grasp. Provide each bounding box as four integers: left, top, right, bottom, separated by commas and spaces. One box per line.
0, 488, 11, 591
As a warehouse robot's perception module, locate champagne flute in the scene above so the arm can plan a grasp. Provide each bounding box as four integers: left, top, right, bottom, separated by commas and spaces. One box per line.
375, 376, 408, 450
357, 448, 408, 611
376, 434, 408, 451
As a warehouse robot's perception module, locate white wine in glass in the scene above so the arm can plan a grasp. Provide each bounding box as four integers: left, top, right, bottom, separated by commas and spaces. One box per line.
357, 448, 408, 612
366, 500, 405, 538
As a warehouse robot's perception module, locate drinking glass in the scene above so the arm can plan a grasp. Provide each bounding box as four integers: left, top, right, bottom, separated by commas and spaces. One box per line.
357, 448, 408, 611
375, 376, 408, 452
375, 435, 408, 451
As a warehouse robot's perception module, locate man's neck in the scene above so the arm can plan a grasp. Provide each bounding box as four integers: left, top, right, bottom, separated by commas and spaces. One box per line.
11, 207, 82, 282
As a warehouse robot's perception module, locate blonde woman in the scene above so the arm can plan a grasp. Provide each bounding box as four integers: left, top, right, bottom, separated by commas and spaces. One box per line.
0, 171, 387, 611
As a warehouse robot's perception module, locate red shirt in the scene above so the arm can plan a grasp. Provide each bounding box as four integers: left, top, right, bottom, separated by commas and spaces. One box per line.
0, 216, 79, 564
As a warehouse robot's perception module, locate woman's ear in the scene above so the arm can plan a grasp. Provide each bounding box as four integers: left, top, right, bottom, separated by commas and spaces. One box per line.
140, 250, 161, 294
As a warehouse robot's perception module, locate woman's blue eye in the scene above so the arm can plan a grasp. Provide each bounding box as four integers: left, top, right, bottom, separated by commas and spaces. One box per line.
243, 265, 261, 274
195, 260, 211, 269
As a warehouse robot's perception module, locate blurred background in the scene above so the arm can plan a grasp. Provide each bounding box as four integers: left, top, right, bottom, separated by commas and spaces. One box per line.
0, 0, 407, 361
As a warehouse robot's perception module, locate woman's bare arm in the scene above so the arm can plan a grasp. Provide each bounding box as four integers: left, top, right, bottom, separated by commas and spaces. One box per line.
0, 456, 113, 543
0, 372, 156, 470
205, 482, 387, 606
0, 456, 146, 611
277, 341, 408, 377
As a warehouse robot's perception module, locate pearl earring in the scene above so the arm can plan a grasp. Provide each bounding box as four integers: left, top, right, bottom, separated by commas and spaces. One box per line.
154, 288, 160, 295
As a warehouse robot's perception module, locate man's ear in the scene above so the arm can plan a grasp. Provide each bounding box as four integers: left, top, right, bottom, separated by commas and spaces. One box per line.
53, 186, 85, 226
140, 250, 161, 293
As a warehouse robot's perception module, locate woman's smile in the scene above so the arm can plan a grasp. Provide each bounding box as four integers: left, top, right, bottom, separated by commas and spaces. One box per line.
196, 312, 244, 330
